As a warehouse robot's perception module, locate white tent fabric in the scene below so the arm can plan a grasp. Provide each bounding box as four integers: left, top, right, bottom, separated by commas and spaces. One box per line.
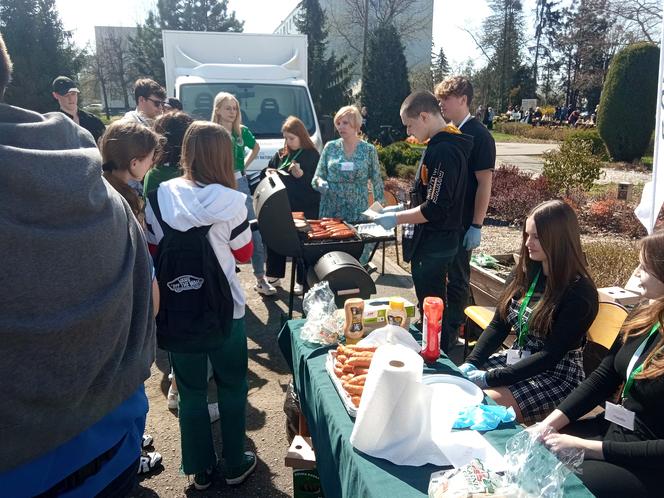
635, 8, 664, 234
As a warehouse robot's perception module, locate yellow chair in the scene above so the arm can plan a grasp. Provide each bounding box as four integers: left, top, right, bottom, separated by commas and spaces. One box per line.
463, 306, 496, 358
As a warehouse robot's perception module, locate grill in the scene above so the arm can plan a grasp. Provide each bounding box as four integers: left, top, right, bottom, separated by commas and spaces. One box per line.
254, 175, 376, 315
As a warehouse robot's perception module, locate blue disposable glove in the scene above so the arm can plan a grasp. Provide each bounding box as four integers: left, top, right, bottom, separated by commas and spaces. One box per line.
458, 363, 478, 376
314, 177, 329, 193
381, 203, 404, 214
466, 369, 488, 388
463, 225, 482, 251
374, 213, 397, 230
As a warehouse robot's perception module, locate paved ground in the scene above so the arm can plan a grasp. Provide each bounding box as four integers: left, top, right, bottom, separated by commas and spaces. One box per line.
132, 244, 419, 497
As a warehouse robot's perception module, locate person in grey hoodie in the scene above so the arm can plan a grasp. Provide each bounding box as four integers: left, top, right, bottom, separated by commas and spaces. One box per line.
0, 33, 155, 497
145, 121, 257, 491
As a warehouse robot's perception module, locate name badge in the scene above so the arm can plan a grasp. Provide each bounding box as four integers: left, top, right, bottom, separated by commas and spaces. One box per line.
605, 401, 635, 431
340, 161, 355, 171
506, 349, 531, 365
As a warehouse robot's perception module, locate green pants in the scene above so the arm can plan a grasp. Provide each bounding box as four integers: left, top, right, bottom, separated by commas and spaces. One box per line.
170, 318, 248, 474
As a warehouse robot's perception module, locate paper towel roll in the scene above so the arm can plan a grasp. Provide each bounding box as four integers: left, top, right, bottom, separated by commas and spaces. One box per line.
350, 344, 432, 464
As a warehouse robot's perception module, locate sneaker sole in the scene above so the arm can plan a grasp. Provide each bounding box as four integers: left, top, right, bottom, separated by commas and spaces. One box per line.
254, 287, 277, 296
225, 457, 257, 485
194, 481, 212, 491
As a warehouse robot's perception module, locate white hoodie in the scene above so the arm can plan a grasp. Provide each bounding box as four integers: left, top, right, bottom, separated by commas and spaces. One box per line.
145, 177, 252, 319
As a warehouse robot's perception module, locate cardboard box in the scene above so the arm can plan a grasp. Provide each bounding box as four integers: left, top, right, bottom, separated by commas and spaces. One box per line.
284, 436, 324, 498
598, 286, 641, 306
362, 297, 416, 330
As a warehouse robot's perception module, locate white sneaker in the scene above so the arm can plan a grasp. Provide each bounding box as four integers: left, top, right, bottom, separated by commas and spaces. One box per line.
293, 282, 304, 295
208, 402, 220, 423
267, 277, 282, 288
254, 278, 277, 296
167, 385, 178, 410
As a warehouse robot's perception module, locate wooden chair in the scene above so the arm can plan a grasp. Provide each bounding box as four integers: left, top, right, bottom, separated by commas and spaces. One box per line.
463, 306, 496, 358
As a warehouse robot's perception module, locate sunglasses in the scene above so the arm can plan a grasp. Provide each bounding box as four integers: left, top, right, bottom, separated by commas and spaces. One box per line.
146, 97, 166, 107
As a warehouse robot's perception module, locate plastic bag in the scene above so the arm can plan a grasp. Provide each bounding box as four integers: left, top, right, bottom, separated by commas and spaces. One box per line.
502, 426, 584, 498
471, 253, 499, 268
453, 404, 516, 431
283, 380, 300, 444
300, 281, 343, 345
428, 459, 513, 498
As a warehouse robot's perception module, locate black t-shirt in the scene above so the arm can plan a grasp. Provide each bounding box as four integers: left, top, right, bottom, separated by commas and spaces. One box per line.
459, 117, 496, 228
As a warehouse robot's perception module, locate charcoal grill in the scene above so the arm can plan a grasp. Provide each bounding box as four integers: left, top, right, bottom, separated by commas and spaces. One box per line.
254, 175, 376, 316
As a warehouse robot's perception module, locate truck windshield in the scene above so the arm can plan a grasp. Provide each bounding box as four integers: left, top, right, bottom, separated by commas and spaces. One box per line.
180, 83, 316, 139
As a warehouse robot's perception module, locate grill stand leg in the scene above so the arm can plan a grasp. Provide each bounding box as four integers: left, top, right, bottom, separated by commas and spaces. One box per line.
287, 257, 297, 320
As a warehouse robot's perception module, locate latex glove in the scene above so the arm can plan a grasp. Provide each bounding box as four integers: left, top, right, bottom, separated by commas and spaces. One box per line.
466, 369, 488, 388
463, 225, 482, 251
314, 177, 329, 193
458, 363, 478, 376
380, 203, 404, 214
374, 213, 397, 230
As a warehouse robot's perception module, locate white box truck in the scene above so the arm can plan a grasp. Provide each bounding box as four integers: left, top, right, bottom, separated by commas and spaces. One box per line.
162, 30, 323, 179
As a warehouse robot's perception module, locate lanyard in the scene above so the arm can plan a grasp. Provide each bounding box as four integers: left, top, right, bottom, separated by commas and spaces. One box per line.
278, 149, 303, 170
517, 270, 541, 348
457, 113, 472, 129
622, 322, 662, 400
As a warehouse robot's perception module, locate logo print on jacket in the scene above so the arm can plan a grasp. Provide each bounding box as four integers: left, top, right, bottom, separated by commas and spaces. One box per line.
167, 275, 204, 293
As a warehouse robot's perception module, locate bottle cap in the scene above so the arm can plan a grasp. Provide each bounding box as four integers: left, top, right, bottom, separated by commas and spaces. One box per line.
389, 298, 404, 310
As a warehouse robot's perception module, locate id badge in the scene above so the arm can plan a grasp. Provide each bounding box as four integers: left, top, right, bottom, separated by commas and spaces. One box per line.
340, 161, 354, 171
506, 349, 531, 365
605, 401, 635, 431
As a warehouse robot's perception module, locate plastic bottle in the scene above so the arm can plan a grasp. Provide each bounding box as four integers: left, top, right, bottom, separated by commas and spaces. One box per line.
421, 297, 444, 363
343, 298, 365, 345
386, 299, 407, 327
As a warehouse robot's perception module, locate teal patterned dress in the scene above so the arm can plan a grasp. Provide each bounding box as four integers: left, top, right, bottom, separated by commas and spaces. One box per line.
313, 139, 384, 221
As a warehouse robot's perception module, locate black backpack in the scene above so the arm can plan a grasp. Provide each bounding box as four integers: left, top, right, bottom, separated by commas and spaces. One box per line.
147, 190, 234, 342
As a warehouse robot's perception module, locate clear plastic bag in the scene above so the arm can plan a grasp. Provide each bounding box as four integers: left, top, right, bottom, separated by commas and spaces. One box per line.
300, 281, 344, 345
502, 426, 584, 498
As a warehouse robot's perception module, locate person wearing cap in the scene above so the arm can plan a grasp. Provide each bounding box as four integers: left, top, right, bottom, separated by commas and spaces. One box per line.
124, 78, 167, 127
52, 76, 106, 144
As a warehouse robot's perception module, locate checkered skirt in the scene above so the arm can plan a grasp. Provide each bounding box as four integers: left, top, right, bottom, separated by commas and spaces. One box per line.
483, 298, 585, 424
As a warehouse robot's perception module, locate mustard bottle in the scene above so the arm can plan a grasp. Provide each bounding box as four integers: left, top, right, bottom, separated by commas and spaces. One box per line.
343, 298, 365, 344
386, 299, 407, 328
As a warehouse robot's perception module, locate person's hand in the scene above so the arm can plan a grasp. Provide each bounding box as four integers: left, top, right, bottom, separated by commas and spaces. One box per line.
314, 177, 329, 193
380, 203, 404, 214
543, 432, 603, 459
289, 162, 304, 178
374, 213, 397, 230
458, 363, 478, 376
466, 369, 488, 388
463, 226, 482, 251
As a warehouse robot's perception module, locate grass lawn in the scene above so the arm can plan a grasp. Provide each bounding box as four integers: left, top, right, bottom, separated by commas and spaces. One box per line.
490, 130, 557, 144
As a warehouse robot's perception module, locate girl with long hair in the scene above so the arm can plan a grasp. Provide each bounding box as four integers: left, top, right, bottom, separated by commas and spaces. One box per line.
211, 92, 276, 296
536, 231, 664, 497
459, 200, 599, 424
144, 121, 256, 491
100, 120, 161, 227
262, 116, 320, 294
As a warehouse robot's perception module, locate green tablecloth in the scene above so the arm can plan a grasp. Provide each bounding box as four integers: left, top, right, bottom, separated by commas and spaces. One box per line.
279, 320, 593, 498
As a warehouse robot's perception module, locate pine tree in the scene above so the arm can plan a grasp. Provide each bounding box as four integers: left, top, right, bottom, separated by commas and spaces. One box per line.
295, 0, 351, 117
0, 0, 86, 112
362, 24, 410, 141
431, 47, 450, 85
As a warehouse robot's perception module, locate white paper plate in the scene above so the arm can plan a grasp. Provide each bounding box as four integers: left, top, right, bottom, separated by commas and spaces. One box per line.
422, 374, 484, 407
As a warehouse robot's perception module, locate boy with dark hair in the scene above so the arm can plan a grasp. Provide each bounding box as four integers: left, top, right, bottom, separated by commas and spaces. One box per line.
124, 78, 167, 126
52, 75, 106, 143
434, 76, 496, 352
375, 91, 473, 342
0, 32, 156, 496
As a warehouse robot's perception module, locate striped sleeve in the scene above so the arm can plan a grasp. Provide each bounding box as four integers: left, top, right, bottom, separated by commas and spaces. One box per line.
229, 215, 253, 263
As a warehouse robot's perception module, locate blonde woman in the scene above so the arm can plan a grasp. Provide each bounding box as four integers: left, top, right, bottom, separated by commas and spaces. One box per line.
211, 92, 275, 296
312, 105, 384, 223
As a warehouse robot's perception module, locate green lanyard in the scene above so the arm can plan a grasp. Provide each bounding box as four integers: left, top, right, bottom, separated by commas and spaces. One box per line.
278, 149, 303, 170
622, 322, 662, 400
517, 270, 541, 348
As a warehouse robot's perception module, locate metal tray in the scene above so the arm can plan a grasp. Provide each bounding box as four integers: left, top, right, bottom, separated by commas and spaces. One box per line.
325, 351, 358, 418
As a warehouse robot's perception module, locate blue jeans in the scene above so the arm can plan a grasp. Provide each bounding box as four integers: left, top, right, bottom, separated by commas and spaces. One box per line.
236, 175, 266, 278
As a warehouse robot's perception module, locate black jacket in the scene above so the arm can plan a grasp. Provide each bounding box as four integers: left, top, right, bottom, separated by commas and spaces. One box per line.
59, 109, 106, 144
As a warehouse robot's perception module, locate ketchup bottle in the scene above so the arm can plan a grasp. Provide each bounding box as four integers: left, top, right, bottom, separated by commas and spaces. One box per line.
421, 297, 444, 363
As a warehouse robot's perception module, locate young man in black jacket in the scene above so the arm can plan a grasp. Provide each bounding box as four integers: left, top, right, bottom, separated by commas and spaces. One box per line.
375, 91, 473, 343
52, 76, 106, 144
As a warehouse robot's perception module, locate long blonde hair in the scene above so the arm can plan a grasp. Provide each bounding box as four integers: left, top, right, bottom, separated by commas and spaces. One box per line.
622, 231, 664, 379
497, 200, 595, 337
180, 121, 236, 189
211, 92, 242, 139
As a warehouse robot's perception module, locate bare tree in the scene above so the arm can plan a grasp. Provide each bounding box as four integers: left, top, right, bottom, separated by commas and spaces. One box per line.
95, 28, 136, 111
607, 0, 662, 44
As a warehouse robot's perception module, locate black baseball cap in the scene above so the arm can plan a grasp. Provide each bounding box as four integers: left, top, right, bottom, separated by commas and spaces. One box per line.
52, 76, 80, 95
